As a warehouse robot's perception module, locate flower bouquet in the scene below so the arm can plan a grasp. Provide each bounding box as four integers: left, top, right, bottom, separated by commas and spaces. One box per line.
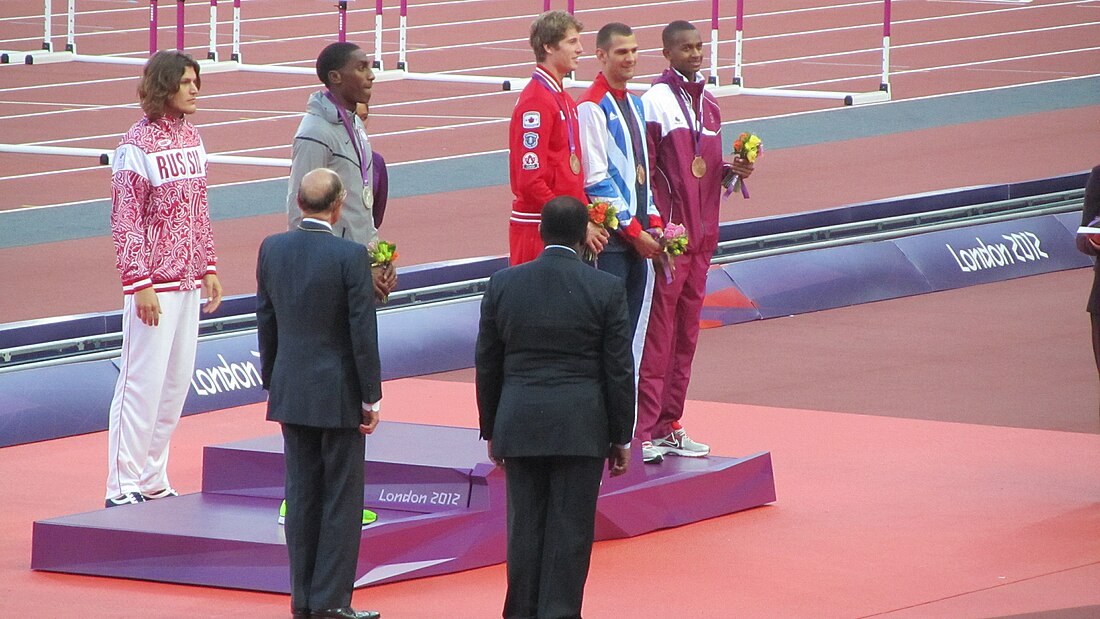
368, 239, 398, 303
654, 222, 689, 284
585, 200, 619, 263
588, 200, 619, 231
723, 131, 762, 199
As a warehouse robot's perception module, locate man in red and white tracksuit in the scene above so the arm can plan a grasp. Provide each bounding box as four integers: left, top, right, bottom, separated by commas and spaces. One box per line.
105, 51, 222, 508
508, 10, 607, 265
638, 22, 754, 459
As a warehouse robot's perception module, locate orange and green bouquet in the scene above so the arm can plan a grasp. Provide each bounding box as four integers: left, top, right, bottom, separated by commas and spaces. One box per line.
368, 240, 398, 267
584, 200, 619, 263
587, 200, 620, 231
655, 222, 689, 284
723, 131, 762, 199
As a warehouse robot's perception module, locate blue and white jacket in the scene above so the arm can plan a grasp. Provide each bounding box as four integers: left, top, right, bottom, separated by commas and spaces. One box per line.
577, 72, 663, 240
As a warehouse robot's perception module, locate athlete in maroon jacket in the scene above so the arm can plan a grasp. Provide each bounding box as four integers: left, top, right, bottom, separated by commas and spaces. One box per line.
638, 21, 754, 460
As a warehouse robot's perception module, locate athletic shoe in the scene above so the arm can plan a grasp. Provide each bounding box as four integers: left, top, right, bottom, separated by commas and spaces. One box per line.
141, 487, 179, 500
105, 492, 146, 508
652, 427, 710, 457
361, 509, 378, 526
641, 441, 664, 464
278, 500, 379, 527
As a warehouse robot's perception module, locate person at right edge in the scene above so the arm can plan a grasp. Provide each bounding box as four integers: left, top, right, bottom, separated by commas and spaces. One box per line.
638, 21, 755, 460
1074, 165, 1100, 403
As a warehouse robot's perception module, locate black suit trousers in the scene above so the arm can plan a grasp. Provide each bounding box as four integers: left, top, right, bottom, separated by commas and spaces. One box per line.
281, 423, 365, 612
503, 456, 605, 619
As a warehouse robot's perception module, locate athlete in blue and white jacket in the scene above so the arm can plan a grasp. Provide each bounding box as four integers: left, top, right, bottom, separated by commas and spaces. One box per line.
578, 24, 664, 343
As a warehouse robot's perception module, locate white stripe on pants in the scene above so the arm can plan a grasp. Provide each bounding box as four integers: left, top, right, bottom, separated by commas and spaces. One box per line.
105, 289, 200, 500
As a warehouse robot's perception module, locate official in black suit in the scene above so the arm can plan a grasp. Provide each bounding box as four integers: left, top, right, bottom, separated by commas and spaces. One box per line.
257, 168, 383, 619
476, 196, 635, 619
1076, 165, 1100, 411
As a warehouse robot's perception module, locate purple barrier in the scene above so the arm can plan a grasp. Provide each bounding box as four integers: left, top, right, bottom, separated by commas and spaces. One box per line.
392, 255, 506, 291
0, 359, 119, 446
1055, 211, 1086, 236
375, 296, 479, 380
0, 294, 256, 352
0, 312, 122, 350
0, 294, 483, 447
720, 242, 934, 319
718, 171, 1088, 244
700, 267, 763, 326
181, 334, 265, 415
892, 214, 1090, 291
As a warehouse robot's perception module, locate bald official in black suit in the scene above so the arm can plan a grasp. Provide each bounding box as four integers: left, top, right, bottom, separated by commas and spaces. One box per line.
476, 196, 635, 619
257, 168, 383, 619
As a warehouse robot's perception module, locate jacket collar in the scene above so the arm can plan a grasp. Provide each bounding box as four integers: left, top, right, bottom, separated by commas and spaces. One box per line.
540, 245, 581, 260
297, 218, 334, 234
306, 90, 343, 125
655, 67, 705, 99
595, 72, 627, 101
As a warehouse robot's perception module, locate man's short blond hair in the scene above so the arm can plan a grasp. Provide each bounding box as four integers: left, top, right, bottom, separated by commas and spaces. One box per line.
529, 10, 583, 63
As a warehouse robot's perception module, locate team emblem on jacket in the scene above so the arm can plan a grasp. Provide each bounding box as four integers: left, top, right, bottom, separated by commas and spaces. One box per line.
522, 132, 539, 149
521, 152, 539, 170
522, 111, 540, 129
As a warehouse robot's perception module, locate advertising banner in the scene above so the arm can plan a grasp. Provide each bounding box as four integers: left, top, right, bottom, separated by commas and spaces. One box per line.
721, 243, 932, 318
0, 359, 119, 447
893, 214, 1091, 291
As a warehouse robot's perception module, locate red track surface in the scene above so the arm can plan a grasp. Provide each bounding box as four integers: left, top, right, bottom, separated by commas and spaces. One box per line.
1, 376, 1097, 618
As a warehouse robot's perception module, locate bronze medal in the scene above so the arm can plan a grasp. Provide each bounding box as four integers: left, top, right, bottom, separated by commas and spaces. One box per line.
691, 155, 706, 179
636, 163, 646, 185
569, 153, 581, 175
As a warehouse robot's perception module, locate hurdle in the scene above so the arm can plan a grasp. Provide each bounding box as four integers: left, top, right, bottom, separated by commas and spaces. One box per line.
16, 0, 239, 70
3, 0, 75, 64
710, 0, 892, 105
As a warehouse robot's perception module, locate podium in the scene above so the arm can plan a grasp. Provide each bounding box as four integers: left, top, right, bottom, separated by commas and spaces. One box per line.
32, 422, 775, 592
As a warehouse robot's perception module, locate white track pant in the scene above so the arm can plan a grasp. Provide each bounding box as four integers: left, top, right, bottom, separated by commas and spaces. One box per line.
105, 289, 200, 499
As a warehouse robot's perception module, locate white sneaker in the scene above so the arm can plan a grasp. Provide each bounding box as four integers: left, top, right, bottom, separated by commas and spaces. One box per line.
141, 487, 179, 500
652, 428, 710, 457
641, 441, 664, 464
105, 492, 146, 508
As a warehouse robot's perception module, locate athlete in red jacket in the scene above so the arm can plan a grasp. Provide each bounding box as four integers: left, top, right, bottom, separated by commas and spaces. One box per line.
508, 11, 607, 265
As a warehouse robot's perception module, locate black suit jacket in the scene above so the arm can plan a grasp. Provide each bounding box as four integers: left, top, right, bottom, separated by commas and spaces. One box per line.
475, 246, 635, 459
1077, 165, 1100, 313
257, 219, 382, 428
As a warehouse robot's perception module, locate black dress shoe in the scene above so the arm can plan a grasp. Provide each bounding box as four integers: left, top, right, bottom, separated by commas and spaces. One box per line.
311, 608, 380, 619
291, 608, 310, 619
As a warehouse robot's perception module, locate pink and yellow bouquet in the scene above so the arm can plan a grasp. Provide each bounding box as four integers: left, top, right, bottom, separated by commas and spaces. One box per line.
655, 222, 689, 283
